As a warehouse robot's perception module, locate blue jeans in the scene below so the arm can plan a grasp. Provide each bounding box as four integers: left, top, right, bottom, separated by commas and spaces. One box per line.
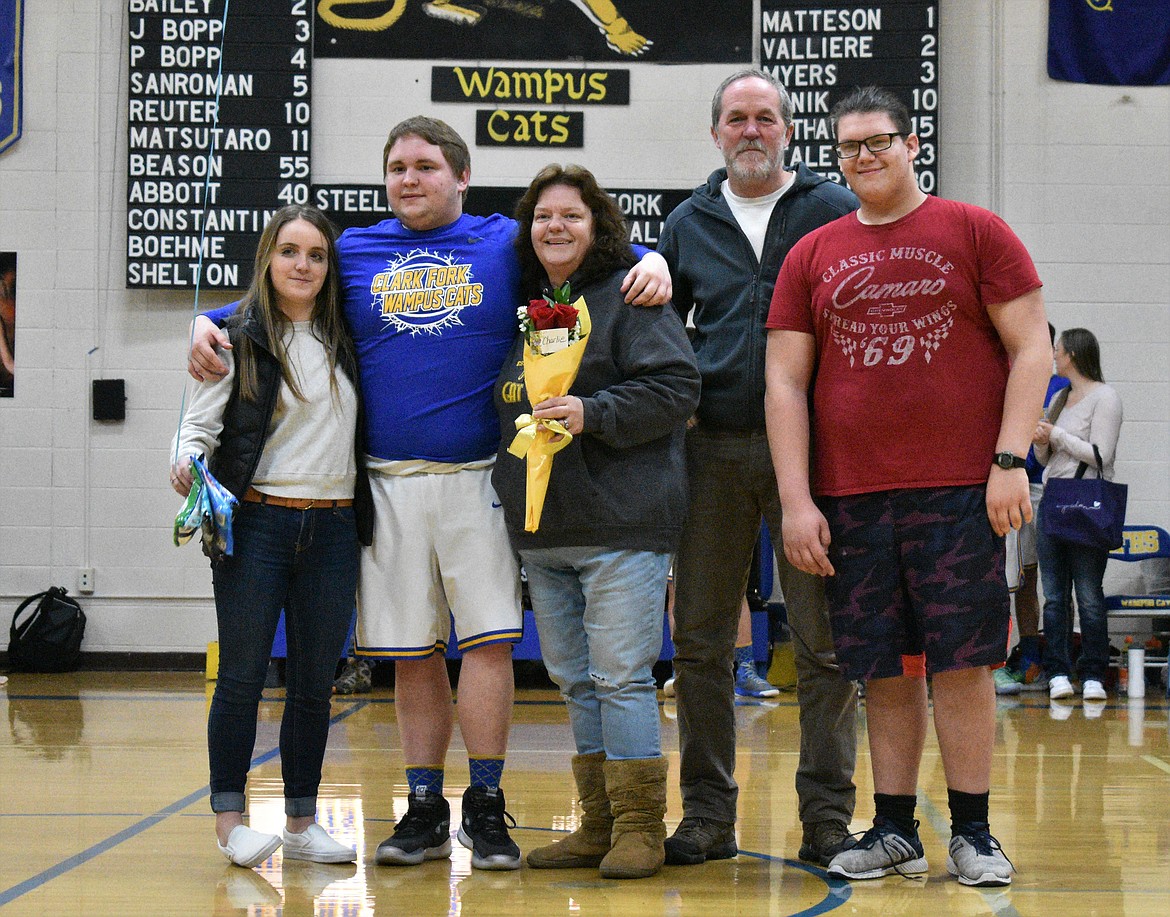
209, 501, 359, 817
1036, 518, 1110, 682
522, 546, 670, 760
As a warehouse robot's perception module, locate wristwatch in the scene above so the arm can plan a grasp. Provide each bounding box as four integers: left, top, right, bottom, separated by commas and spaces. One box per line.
993, 451, 1027, 470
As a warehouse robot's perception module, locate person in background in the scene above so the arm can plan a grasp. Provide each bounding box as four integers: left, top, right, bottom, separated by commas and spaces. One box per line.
663, 594, 781, 699
494, 164, 700, 879
996, 322, 1068, 696
172, 205, 370, 868
1034, 327, 1123, 702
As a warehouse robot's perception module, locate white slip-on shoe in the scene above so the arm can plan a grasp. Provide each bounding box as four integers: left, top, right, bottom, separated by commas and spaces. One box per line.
282, 823, 357, 863
1048, 675, 1075, 700
1081, 679, 1107, 701
217, 824, 282, 868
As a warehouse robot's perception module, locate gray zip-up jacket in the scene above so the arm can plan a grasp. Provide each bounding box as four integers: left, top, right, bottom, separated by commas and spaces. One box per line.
658, 163, 857, 431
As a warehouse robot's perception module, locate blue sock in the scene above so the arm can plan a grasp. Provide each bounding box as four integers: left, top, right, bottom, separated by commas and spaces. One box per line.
468, 756, 505, 793
406, 765, 444, 797
735, 644, 754, 671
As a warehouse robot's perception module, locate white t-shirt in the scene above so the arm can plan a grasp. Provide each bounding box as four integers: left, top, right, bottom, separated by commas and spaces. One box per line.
721, 173, 794, 262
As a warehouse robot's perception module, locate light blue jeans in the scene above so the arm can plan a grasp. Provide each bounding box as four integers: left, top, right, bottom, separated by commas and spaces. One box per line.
521, 546, 670, 760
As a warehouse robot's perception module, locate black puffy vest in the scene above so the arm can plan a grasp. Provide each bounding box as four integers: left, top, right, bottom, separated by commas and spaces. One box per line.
209, 313, 373, 545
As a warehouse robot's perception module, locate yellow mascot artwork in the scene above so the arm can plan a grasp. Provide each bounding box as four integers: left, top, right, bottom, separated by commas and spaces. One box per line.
317, 0, 652, 57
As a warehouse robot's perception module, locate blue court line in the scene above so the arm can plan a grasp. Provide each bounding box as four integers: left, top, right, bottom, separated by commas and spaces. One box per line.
516, 825, 851, 915
0, 700, 369, 906
734, 850, 852, 916
4, 692, 327, 704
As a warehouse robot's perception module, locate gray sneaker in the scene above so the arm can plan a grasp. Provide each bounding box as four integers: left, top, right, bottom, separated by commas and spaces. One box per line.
735, 662, 780, 698
826, 817, 928, 880
947, 824, 1013, 887
663, 817, 737, 865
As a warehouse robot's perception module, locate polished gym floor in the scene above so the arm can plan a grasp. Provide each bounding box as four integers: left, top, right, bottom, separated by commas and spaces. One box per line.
1, 669, 1167, 915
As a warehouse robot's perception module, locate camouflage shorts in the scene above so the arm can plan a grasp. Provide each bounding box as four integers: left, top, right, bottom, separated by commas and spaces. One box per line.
820, 485, 1009, 682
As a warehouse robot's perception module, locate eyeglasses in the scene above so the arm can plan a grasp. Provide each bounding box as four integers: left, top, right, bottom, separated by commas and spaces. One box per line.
833, 132, 907, 159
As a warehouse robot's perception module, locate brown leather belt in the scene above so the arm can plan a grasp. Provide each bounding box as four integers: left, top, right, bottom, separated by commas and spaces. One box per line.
243, 487, 353, 510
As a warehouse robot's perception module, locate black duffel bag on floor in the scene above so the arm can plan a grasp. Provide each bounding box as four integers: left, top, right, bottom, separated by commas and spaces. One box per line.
8, 586, 86, 672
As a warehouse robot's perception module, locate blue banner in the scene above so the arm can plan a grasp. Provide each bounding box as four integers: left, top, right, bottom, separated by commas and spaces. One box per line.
0, 0, 22, 153
1049, 0, 1170, 85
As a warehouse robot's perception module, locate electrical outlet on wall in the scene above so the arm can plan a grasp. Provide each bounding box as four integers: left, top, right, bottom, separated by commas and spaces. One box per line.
78, 568, 95, 594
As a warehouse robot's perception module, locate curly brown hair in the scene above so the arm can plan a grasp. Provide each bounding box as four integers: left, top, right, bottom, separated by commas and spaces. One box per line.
514, 164, 635, 296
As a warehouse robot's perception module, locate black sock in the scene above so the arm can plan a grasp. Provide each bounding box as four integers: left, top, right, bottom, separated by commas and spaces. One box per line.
873, 793, 917, 836
948, 788, 989, 831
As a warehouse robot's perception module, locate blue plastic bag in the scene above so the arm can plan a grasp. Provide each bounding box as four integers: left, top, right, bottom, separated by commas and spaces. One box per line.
173, 455, 238, 560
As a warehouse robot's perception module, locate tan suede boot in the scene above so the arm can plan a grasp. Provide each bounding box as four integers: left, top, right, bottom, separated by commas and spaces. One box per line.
599, 756, 668, 879
526, 751, 612, 868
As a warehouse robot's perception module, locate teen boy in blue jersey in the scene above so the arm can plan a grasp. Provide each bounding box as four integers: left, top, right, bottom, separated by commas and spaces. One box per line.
189, 117, 671, 871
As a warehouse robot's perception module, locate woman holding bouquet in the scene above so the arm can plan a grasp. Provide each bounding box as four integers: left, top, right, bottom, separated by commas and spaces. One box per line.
171, 205, 371, 868
493, 164, 700, 878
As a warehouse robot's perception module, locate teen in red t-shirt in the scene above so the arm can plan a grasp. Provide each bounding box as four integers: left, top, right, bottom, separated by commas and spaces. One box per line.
764, 86, 1052, 889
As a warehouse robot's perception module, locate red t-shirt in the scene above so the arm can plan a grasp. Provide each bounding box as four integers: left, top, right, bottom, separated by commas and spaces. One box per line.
767, 195, 1042, 497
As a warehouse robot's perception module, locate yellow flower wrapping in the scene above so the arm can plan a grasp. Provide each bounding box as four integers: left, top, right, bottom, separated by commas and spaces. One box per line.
506, 296, 591, 532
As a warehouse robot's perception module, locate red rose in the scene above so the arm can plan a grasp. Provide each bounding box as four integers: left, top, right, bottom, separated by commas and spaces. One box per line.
528, 301, 557, 330
551, 303, 578, 330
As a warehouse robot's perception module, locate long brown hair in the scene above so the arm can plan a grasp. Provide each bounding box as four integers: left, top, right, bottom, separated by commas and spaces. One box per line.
513, 163, 635, 296
231, 205, 352, 403
1060, 327, 1105, 383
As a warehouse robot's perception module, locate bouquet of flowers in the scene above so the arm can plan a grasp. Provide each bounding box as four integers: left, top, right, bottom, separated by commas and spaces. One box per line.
508, 282, 592, 532
516, 282, 584, 355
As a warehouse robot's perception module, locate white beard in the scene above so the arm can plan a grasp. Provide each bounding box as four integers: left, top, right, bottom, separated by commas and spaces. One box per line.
725, 143, 786, 183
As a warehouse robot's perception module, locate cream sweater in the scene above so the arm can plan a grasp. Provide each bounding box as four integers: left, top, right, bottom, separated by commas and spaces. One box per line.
174, 322, 358, 499
1035, 383, 1123, 482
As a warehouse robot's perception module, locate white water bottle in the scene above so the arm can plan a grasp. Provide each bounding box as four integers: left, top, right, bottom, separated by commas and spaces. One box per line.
1127, 646, 1146, 699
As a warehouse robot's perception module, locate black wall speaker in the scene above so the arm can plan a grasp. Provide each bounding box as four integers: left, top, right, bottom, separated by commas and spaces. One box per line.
93, 379, 126, 421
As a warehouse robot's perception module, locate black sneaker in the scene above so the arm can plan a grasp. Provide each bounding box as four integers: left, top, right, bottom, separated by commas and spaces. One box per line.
663, 817, 737, 865
333, 658, 372, 695
375, 790, 452, 866
457, 786, 521, 870
798, 819, 857, 867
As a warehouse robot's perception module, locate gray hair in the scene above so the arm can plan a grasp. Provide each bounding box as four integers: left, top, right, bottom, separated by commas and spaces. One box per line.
710, 68, 793, 129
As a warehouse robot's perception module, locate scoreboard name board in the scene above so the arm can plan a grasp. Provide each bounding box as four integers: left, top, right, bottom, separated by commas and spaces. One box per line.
761, 2, 939, 191
126, 0, 311, 289
125, 2, 941, 288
